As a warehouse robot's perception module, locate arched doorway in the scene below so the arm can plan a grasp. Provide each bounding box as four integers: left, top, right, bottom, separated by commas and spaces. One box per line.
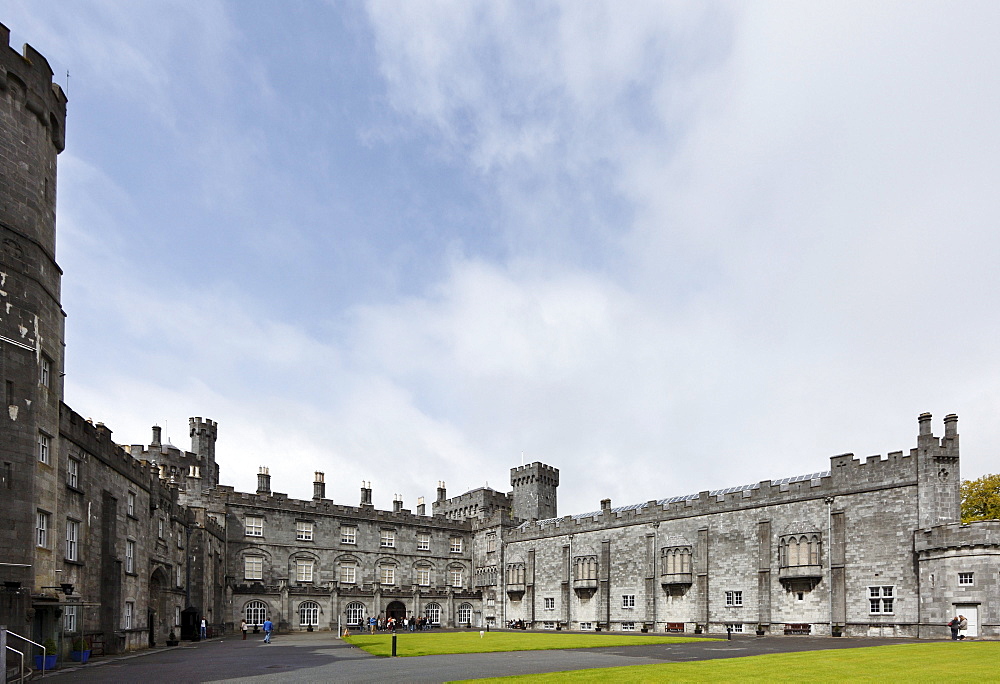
148, 566, 170, 647
385, 601, 406, 622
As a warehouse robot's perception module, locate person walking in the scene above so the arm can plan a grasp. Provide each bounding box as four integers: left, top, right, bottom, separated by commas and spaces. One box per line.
241, 619, 248, 640
263, 618, 273, 643
200, 617, 207, 639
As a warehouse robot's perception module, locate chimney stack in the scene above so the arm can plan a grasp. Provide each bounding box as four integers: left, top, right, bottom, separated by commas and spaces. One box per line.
601, 498, 612, 514
393, 494, 403, 513
437, 481, 447, 502
360, 481, 372, 507
151, 425, 162, 446
416, 496, 426, 516
313, 472, 326, 501
257, 466, 271, 496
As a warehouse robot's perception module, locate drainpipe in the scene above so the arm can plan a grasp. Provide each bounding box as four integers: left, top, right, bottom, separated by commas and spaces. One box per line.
652, 522, 659, 631
567, 535, 573, 630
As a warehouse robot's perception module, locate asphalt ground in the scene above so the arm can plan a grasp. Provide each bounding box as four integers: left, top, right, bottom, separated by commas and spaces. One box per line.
39, 630, 926, 683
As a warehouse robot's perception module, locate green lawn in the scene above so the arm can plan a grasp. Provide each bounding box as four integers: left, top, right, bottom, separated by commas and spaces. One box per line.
345, 631, 712, 657
459, 641, 1000, 683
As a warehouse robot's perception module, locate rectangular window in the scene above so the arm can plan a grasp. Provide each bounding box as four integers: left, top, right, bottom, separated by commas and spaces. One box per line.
725, 590, 743, 606
127, 491, 136, 517
296, 521, 314, 541
621, 621, 636, 631
450, 537, 463, 553
868, 585, 895, 614
544, 597, 555, 610
622, 594, 635, 608
579, 622, 593, 630
450, 569, 463, 588
64, 605, 77, 633
124, 601, 134, 629
726, 623, 744, 633
380, 530, 395, 548
380, 566, 395, 585
158, 519, 164, 539
36, 511, 49, 548
67, 458, 80, 488
40, 356, 51, 387
417, 568, 430, 586
543, 621, 556, 629
340, 564, 357, 584
245, 515, 263, 537
296, 559, 314, 583
486, 534, 497, 553
341, 526, 357, 544
125, 539, 135, 573
37, 433, 50, 465
417, 533, 431, 551
177, 565, 183, 587
245, 555, 263, 580
66, 519, 79, 561
958, 572, 974, 586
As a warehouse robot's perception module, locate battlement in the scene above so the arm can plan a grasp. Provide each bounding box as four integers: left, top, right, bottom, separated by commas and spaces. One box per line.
1, 22, 67, 151
510, 462, 560, 485
915, 520, 1000, 553
189, 417, 218, 435
433, 486, 511, 521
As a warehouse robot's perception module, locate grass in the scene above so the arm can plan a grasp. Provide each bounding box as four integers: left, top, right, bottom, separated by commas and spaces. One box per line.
459, 641, 1000, 683
344, 630, 712, 657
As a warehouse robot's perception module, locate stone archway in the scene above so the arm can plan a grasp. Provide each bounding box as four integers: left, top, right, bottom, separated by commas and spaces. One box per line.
385, 601, 406, 623
149, 566, 170, 647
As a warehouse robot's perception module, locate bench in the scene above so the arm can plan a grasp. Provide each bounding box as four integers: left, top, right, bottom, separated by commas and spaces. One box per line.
665, 622, 685, 633
784, 623, 811, 635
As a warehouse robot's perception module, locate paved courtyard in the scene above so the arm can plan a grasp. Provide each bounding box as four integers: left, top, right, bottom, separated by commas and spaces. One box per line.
40, 631, 923, 683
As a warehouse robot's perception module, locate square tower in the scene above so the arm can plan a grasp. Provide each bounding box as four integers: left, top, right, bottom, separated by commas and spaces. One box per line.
510, 462, 559, 523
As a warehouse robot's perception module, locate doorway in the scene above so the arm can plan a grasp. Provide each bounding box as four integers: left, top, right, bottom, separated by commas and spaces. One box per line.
954, 604, 979, 638
385, 601, 407, 623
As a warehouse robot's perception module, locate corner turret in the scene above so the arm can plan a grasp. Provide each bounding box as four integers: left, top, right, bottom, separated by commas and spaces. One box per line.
916, 412, 960, 528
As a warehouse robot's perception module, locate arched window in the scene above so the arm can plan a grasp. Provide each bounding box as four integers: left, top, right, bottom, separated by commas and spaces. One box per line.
299, 601, 320, 626
574, 555, 598, 580
345, 602, 365, 626
424, 602, 442, 625
457, 603, 473, 625
661, 546, 692, 575
244, 600, 268, 627
506, 563, 525, 584
779, 534, 821, 567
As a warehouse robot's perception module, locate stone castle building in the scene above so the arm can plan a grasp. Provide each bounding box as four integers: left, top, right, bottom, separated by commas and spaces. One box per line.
2, 23, 999, 660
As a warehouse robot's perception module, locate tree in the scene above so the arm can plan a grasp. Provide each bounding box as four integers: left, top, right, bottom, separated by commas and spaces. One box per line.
960, 473, 1000, 523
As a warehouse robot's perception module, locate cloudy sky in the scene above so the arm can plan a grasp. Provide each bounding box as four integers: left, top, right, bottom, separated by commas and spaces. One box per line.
6, 1, 1000, 515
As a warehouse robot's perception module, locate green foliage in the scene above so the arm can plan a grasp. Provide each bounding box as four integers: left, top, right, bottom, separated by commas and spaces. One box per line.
72, 637, 90, 652
460, 642, 1000, 683
960, 473, 1000, 522
346, 631, 710, 657
42, 638, 58, 654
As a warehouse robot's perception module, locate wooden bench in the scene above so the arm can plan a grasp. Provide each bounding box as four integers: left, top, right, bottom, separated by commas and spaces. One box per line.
665, 622, 685, 632
784, 623, 811, 635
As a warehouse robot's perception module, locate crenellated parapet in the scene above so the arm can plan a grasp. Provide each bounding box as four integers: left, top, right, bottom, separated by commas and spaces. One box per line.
915, 521, 1000, 554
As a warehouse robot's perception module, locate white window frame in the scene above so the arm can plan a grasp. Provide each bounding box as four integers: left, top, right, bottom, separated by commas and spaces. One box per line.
425, 603, 441, 625
380, 529, 395, 548
66, 519, 79, 561
64, 605, 77, 632
37, 433, 50, 465
725, 590, 743, 607
543, 621, 556, 629
958, 572, 974, 586
296, 521, 314, 541
417, 567, 431, 586
127, 491, 136, 517
245, 600, 268, 626
544, 597, 555, 610
341, 526, 357, 544
340, 563, 357, 584
124, 601, 134, 629
36, 511, 49, 548
125, 539, 135, 573
345, 602, 365, 626
621, 621, 636, 631
622, 594, 635, 609
579, 621, 593, 630
380, 566, 395, 585
245, 515, 264, 537
450, 569, 463, 588
40, 355, 51, 387
457, 603, 473, 625
417, 532, 431, 551
299, 600, 320, 626
67, 458, 80, 488
450, 537, 463, 553
868, 585, 894, 614
245, 555, 263, 580
726, 623, 744, 633
296, 559, 314, 583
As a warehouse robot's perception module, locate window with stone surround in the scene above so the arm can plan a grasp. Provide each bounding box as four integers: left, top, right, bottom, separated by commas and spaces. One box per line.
544, 597, 555, 610
486, 533, 497, 553
124, 601, 134, 629
574, 555, 598, 580
725, 590, 743, 606
622, 594, 635, 608
125, 539, 135, 573
127, 491, 136, 517
416, 566, 431, 586
450, 568, 463, 588
661, 546, 692, 574
244, 555, 263, 580
339, 562, 357, 584
380, 529, 395, 548
37, 432, 50, 465
457, 603, 473, 625
417, 532, 431, 551
506, 563, 525, 584
299, 601, 319, 626
36, 511, 49, 548
621, 621, 636, 631
868, 585, 894, 614
450, 537, 463, 553
341, 525, 357, 544
64, 605, 77, 632
65, 519, 79, 561
40, 355, 51, 387
295, 559, 314, 583
779, 533, 821, 567
296, 521, 314, 541
958, 572, 974, 586
67, 458, 80, 489
245, 515, 263, 537
380, 565, 395, 585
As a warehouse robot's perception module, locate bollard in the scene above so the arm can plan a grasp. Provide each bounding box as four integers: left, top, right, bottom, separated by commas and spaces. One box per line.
392, 632, 397, 657
727, 625, 732, 640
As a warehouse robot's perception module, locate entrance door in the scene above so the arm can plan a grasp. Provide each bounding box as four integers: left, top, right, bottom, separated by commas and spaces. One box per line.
955, 604, 979, 637
385, 601, 407, 622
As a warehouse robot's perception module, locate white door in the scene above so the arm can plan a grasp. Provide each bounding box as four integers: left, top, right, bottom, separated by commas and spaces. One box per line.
955, 604, 979, 637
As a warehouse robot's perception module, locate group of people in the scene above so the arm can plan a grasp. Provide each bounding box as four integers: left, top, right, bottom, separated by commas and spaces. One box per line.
948, 615, 968, 640
507, 619, 527, 630
365, 615, 433, 633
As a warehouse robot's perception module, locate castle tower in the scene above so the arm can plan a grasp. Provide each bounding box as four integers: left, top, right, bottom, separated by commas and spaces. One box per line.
189, 417, 219, 487
0, 22, 68, 629
915, 412, 961, 529
510, 462, 559, 523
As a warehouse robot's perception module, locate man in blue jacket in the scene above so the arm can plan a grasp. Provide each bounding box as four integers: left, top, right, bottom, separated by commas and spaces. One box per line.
263, 618, 273, 643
